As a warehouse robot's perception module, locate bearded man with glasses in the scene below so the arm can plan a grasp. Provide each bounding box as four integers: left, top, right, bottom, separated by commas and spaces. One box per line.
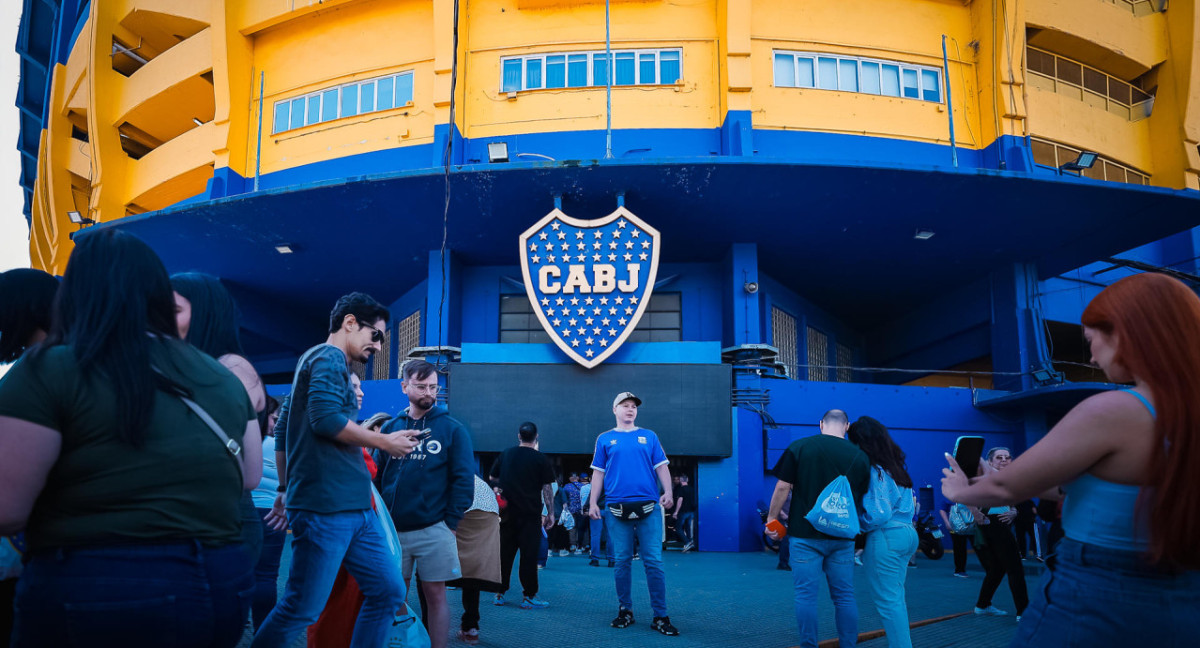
375, 359, 476, 648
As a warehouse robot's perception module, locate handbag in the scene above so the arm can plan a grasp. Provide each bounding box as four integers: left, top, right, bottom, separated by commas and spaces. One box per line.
607, 500, 656, 521
948, 503, 977, 534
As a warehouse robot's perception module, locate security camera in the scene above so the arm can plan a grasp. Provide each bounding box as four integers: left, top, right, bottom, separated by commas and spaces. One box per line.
744, 282, 759, 294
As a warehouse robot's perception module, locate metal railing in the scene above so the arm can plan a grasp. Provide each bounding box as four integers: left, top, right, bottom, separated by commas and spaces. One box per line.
1026, 46, 1153, 122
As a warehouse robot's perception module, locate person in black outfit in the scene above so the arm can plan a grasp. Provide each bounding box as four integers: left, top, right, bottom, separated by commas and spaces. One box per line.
938, 500, 973, 577
1035, 497, 1063, 556
669, 474, 697, 552
1013, 499, 1038, 559
972, 448, 1029, 620
489, 422, 555, 608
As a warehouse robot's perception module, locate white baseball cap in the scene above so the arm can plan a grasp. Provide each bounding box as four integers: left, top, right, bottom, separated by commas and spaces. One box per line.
613, 392, 642, 408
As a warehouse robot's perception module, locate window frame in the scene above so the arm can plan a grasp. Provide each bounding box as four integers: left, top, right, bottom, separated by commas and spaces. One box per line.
772, 49, 943, 104
272, 70, 416, 135
499, 48, 684, 93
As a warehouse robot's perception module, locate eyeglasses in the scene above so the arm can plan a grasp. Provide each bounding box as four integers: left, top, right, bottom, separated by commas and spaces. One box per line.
408, 383, 441, 394
361, 322, 385, 344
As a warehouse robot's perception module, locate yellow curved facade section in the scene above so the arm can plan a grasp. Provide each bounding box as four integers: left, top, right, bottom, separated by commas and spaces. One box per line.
27, 0, 1200, 274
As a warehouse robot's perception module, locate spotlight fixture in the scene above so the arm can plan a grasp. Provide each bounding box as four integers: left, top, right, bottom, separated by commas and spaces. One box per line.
914, 229, 935, 240
274, 243, 295, 254
192, 117, 205, 126
487, 142, 509, 163
744, 282, 759, 294
67, 210, 95, 225
1060, 151, 1098, 173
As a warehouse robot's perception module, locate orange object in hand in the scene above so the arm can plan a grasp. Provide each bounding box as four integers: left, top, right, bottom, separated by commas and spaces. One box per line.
766, 519, 786, 538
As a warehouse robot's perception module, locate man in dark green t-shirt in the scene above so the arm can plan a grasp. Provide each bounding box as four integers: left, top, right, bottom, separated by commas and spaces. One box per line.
766, 409, 869, 648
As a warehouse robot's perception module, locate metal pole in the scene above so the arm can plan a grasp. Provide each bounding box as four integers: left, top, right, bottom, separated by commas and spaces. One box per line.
605, 0, 613, 159
255, 71, 264, 191
942, 35, 957, 168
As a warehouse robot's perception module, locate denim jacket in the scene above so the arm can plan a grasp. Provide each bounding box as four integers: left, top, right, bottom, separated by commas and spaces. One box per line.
860, 466, 914, 532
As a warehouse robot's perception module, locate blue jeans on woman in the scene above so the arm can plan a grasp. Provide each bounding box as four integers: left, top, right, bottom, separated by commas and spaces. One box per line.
252, 508, 288, 630
1011, 538, 1200, 647
864, 523, 919, 648
251, 509, 405, 648
605, 503, 668, 617
12, 540, 253, 648
789, 536, 858, 648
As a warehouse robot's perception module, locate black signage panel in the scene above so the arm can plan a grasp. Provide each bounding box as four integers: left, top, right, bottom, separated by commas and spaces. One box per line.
448, 363, 732, 456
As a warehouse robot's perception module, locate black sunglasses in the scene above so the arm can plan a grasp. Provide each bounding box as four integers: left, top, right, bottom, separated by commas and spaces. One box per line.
361, 322, 385, 344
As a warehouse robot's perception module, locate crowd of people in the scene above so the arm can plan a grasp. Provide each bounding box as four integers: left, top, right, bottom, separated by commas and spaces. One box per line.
1, 230, 1198, 648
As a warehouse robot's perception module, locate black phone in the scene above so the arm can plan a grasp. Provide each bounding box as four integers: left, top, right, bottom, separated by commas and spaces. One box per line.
413, 429, 432, 442
953, 436, 986, 479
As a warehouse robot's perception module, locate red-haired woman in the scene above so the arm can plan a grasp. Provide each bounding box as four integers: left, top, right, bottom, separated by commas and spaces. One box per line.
942, 272, 1200, 646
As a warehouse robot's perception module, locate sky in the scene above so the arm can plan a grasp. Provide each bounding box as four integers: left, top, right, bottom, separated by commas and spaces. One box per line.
1, 2, 32, 273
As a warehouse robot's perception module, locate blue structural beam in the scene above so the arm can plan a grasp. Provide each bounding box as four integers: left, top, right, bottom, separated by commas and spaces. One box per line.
990, 262, 1051, 392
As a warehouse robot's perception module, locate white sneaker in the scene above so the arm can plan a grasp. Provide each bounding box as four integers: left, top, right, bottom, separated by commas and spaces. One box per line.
681, 542, 694, 553
975, 606, 1008, 616
558, 549, 569, 557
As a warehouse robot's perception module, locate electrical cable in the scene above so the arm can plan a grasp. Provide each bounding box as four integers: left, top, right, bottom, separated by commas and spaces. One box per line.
436, 0, 460, 374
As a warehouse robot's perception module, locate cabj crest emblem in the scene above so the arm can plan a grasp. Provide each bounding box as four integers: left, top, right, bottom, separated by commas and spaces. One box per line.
519, 207, 661, 369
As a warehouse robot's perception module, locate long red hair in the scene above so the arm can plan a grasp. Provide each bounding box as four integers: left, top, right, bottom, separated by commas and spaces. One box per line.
1081, 273, 1200, 568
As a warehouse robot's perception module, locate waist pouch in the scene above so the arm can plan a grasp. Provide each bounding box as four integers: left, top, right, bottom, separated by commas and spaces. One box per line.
607, 500, 656, 521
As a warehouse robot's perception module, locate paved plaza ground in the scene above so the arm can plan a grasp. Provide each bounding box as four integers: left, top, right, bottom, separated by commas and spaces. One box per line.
243, 538, 1033, 647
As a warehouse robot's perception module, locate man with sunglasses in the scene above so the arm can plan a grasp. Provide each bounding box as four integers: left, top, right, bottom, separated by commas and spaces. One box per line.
253, 292, 420, 648
375, 359, 476, 648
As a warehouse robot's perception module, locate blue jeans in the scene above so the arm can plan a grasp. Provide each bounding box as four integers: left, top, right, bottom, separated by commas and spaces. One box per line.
676, 512, 696, 546
13, 540, 253, 648
789, 536, 858, 648
589, 515, 612, 561
252, 508, 288, 630
1011, 538, 1200, 647
864, 524, 918, 648
251, 509, 405, 648
605, 504, 667, 617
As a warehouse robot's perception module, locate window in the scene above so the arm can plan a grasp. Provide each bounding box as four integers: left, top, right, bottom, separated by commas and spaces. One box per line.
499, 295, 552, 344
774, 50, 942, 103
772, 307, 798, 380
807, 327, 829, 382
628, 293, 682, 343
372, 327, 391, 381
835, 343, 854, 383
395, 311, 422, 366
1025, 46, 1153, 121
272, 70, 415, 134
1029, 136, 1150, 186
499, 48, 683, 92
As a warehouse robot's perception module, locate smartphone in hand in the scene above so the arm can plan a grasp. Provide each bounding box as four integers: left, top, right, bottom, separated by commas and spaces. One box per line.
953, 436, 986, 479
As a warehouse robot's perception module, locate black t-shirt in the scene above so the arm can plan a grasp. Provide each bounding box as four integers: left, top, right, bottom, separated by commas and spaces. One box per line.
675, 484, 696, 514
772, 434, 870, 540
490, 445, 554, 518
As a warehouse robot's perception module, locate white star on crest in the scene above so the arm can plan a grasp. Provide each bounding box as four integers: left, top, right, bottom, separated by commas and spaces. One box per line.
574, 254, 584, 262
558, 232, 566, 240
602, 318, 610, 325
623, 253, 632, 261
585, 317, 594, 325
570, 297, 579, 305
609, 242, 618, 250
639, 253, 648, 261
539, 232, 548, 240
593, 254, 601, 261
630, 297, 638, 304
625, 241, 634, 249
586, 349, 594, 357
561, 243, 570, 251
547, 254, 556, 262
642, 241, 650, 249
530, 244, 538, 251
541, 298, 549, 306
594, 231, 603, 239
551, 222, 560, 230
608, 254, 617, 261
572, 339, 580, 347
576, 231, 584, 239
617, 318, 627, 326
531, 255, 541, 264
585, 337, 594, 345
576, 242, 585, 250
593, 242, 601, 250
577, 327, 586, 335
546, 308, 555, 316
593, 328, 601, 335
600, 339, 608, 347
612, 230, 621, 239
585, 297, 594, 305
631, 230, 640, 238
593, 307, 601, 315
562, 328, 571, 336
609, 328, 618, 335
552, 318, 561, 326
609, 307, 618, 315
616, 297, 624, 304
625, 307, 634, 315
578, 307, 586, 315
618, 220, 627, 229
556, 297, 564, 306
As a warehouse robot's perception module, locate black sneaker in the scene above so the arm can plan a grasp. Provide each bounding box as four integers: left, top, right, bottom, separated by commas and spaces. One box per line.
652, 616, 679, 636
611, 609, 635, 628
607, 559, 615, 568
589, 559, 599, 567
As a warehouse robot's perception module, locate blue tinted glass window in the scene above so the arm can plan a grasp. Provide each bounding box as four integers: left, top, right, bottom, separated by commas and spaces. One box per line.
306, 95, 321, 125
615, 52, 635, 85
289, 98, 305, 129
273, 102, 289, 133
395, 73, 413, 105
593, 54, 609, 86
902, 69, 920, 98
639, 53, 656, 83
797, 57, 814, 87
567, 54, 588, 87
360, 82, 375, 113
526, 59, 543, 89
881, 65, 900, 96
377, 77, 394, 110
921, 69, 940, 102
322, 90, 338, 121
341, 84, 359, 117
838, 59, 858, 92
546, 55, 566, 88
817, 58, 838, 90
860, 62, 881, 94
502, 59, 522, 92
774, 53, 795, 87
659, 50, 680, 84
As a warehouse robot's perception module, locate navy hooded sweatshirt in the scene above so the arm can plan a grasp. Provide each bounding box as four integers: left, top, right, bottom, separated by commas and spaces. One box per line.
374, 405, 475, 532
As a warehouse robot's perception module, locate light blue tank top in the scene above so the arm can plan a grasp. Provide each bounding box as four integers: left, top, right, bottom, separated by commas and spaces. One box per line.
1060, 389, 1154, 552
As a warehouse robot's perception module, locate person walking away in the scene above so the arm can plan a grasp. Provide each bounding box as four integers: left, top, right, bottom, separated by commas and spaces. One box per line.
490, 421, 555, 608
250, 396, 285, 630
849, 416, 918, 648
942, 271, 1200, 646
671, 474, 697, 552
0, 230, 263, 647
765, 409, 871, 648
252, 292, 418, 648
588, 392, 680, 636
447, 475, 504, 645
375, 359, 475, 648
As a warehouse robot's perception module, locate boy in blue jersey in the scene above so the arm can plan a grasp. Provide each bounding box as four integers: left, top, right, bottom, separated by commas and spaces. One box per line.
588, 392, 680, 636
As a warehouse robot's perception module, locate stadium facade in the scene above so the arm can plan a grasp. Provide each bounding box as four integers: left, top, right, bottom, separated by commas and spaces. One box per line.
14, 0, 1200, 550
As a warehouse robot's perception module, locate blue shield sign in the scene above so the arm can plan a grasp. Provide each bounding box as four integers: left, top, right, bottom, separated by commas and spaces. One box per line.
519, 207, 661, 369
